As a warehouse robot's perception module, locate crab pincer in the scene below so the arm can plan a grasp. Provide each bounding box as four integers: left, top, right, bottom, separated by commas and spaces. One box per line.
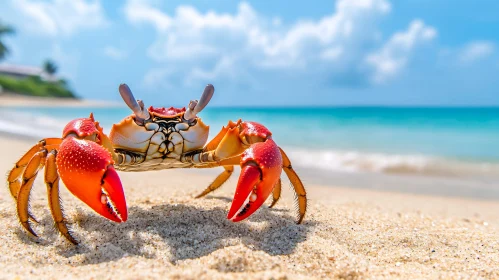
57, 137, 127, 222
56, 116, 128, 223
227, 138, 283, 222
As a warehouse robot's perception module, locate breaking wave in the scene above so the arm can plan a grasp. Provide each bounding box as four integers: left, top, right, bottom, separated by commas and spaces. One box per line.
285, 148, 499, 178
0, 110, 67, 139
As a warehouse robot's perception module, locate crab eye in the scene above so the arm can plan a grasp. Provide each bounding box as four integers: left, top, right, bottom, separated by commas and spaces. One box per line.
145, 122, 159, 131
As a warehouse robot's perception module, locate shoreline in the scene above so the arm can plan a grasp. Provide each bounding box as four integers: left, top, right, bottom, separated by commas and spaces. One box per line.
0, 92, 121, 107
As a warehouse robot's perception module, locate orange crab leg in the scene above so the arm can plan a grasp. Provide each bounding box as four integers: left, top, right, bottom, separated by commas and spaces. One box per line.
8, 138, 61, 199
280, 147, 307, 223
195, 166, 234, 198
269, 178, 282, 209
45, 150, 78, 245
17, 149, 48, 237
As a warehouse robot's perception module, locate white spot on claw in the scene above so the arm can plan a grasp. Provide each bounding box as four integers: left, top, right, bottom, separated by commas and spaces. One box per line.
250, 193, 257, 202
101, 194, 107, 204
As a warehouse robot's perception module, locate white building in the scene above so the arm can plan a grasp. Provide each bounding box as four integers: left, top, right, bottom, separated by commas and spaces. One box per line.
0, 64, 56, 81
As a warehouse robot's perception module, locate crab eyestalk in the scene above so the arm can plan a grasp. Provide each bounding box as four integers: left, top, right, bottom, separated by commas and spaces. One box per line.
119, 83, 150, 123
184, 84, 214, 120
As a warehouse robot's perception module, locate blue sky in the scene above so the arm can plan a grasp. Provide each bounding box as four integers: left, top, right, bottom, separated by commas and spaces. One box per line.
1, 0, 498, 106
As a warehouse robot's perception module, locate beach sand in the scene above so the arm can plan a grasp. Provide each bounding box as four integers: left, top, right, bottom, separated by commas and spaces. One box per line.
0, 92, 119, 108
1, 135, 498, 279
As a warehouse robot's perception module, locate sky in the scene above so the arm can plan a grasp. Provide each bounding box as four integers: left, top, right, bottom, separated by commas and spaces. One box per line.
1, 0, 499, 106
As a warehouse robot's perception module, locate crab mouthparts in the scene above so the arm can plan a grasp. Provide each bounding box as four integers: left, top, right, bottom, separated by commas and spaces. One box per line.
101, 189, 124, 222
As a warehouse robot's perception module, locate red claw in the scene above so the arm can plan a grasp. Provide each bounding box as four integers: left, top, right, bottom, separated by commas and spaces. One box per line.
227, 164, 261, 220
100, 166, 128, 222
228, 139, 282, 222
57, 137, 127, 222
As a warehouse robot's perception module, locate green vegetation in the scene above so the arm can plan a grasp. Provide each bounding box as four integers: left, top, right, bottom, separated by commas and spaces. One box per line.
0, 21, 77, 98
0, 75, 76, 98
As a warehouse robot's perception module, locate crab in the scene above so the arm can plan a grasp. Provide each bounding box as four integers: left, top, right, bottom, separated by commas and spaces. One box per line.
7, 84, 307, 244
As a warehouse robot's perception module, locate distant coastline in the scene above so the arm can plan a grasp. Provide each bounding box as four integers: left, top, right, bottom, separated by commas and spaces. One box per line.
0, 64, 77, 98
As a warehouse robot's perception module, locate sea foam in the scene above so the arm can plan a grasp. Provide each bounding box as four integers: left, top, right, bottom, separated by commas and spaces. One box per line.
0, 109, 66, 139
285, 147, 499, 178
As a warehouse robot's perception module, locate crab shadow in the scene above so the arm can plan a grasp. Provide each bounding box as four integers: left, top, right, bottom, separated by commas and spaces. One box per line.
57, 196, 316, 265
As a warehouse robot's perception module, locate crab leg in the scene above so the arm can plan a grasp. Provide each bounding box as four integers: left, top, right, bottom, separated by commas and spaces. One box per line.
45, 150, 78, 245
8, 143, 41, 199
195, 166, 234, 198
269, 178, 282, 209
16, 149, 48, 237
8, 138, 61, 199
279, 148, 307, 223
193, 121, 243, 198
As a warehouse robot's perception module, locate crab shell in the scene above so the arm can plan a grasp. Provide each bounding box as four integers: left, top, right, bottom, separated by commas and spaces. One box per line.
109, 106, 210, 164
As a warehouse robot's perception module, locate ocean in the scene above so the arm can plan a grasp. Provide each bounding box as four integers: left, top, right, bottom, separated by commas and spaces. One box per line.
1, 105, 498, 198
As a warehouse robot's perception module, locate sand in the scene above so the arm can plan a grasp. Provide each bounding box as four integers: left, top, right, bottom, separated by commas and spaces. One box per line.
0, 92, 119, 107
1, 136, 498, 280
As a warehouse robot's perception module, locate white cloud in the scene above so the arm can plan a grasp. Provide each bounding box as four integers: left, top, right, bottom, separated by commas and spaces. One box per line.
252, 0, 390, 67
124, 0, 435, 87
184, 56, 237, 86
104, 46, 128, 60
11, 0, 108, 36
366, 20, 437, 83
125, 0, 390, 66
458, 41, 495, 63
126, 2, 259, 62
124, 0, 172, 31
142, 67, 175, 89
321, 47, 344, 61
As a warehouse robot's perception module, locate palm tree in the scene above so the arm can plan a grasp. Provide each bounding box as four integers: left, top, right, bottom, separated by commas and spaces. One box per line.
0, 22, 15, 61
43, 60, 58, 76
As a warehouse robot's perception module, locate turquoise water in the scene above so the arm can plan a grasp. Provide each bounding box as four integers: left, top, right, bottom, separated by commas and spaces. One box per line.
1, 106, 498, 177
205, 107, 499, 161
